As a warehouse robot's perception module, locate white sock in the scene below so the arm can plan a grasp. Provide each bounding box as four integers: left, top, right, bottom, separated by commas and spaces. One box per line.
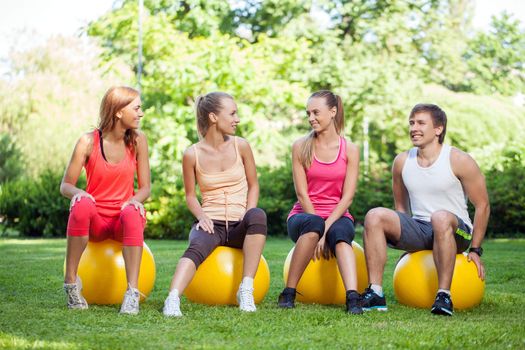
241, 277, 254, 289
371, 284, 383, 297
169, 288, 180, 298
437, 289, 451, 296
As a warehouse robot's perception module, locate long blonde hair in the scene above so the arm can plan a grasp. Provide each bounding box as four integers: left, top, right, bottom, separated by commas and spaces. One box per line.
98, 86, 140, 151
299, 90, 344, 169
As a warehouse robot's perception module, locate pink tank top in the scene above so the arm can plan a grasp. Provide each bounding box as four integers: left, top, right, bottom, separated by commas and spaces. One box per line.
288, 137, 353, 221
85, 130, 136, 217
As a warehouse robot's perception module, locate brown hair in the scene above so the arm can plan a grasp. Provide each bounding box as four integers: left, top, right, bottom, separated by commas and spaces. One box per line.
409, 103, 447, 144
299, 90, 344, 168
195, 92, 234, 138
98, 86, 140, 151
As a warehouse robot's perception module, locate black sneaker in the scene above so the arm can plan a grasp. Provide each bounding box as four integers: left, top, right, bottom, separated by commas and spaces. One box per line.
346, 290, 363, 315
431, 292, 453, 316
361, 287, 388, 311
278, 287, 296, 308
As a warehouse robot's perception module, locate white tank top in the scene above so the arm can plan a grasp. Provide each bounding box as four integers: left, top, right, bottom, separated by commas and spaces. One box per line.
402, 144, 472, 229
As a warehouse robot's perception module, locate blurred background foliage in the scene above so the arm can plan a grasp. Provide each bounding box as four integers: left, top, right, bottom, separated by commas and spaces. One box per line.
1, 0, 524, 238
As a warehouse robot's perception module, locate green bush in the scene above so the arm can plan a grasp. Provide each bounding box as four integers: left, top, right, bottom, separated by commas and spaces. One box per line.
352, 173, 394, 225
144, 183, 193, 239
483, 154, 525, 236
258, 161, 296, 236
0, 133, 24, 183
1, 159, 523, 238
0, 170, 79, 237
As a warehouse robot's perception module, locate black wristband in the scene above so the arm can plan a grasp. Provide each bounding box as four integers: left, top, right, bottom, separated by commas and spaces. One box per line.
469, 247, 483, 257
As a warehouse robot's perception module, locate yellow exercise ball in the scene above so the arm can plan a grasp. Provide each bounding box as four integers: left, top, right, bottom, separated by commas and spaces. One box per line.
184, 246, 270, 305
65, 239, 156, 305
282, 241, 368, 304
393, 250, 485, 310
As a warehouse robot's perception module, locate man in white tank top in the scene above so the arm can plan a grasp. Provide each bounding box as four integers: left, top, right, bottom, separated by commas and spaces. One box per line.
361, 104, 490, 316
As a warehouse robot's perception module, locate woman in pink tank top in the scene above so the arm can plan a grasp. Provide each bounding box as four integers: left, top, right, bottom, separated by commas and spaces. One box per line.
60, 86, 151, 314
162, 92, 267, 317
278, 90, 363, 314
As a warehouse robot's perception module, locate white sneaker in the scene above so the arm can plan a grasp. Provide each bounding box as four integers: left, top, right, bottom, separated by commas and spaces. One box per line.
163, 291, 182, 317
120, 285, 142, 315
237, 286, 256, 312
64, 276, 88, 310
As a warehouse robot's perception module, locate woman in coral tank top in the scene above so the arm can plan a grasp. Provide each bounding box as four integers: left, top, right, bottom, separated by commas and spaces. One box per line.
278, 90, 363, 314
60, 86, 151, 314
162, 92, 267, 317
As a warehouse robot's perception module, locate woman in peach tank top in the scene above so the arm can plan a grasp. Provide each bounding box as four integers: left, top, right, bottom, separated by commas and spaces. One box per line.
162, 92, 267, 317
278, 90, 363, 314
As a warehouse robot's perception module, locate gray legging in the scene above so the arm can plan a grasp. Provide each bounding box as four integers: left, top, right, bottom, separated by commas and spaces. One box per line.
182, 207, 267, 268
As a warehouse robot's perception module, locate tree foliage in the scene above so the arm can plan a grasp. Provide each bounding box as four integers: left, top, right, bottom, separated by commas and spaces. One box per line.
0, 133, 24, 183
1, 0, 524, 237
464, 13, 525, 95
0, 35, 132, 177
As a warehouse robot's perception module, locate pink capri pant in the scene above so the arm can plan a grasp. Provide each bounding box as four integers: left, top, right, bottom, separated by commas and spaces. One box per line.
67, 197, 145, 246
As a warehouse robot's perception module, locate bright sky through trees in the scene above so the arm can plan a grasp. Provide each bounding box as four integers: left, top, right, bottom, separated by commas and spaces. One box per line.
0, 0, 524, 60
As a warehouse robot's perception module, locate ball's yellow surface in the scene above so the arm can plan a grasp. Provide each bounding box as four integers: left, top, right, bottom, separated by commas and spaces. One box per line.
393, 250, 485, 309
282, 242, 368, 304
66, 239, 156, 305
184, 246, 270, 305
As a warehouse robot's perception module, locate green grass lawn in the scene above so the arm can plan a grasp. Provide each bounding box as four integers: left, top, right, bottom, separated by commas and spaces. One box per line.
0, 237, 524, 349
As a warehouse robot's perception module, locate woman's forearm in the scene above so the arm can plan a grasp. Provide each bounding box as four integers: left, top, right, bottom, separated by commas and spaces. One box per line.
60, 182, 85, 200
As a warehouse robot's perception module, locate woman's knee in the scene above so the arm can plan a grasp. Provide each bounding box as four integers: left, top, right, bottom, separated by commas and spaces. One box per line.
120, 207, 145, 245
244, 208, 268, 236
327, 225, 354, 251
122, 235, 144, 246
244, 207, 267, 224
121, 205, 143, 221
297, 215, 325, 241
69, 197, 96, 220
183, 241, 216, 268
296, 232, 321, 248
303, 214, 325, 234
327, 229, 354, 244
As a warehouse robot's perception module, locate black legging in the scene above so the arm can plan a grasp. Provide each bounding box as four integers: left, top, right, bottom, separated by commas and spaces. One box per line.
287, 213, 355, 254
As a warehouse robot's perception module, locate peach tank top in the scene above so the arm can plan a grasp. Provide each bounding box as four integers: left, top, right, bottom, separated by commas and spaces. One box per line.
194, 137, 248, 224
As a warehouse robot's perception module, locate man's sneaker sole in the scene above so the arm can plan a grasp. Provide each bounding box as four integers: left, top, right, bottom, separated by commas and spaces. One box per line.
363, 306, 388, 311
347, 308, 364, 315
431, 306, 453, 316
